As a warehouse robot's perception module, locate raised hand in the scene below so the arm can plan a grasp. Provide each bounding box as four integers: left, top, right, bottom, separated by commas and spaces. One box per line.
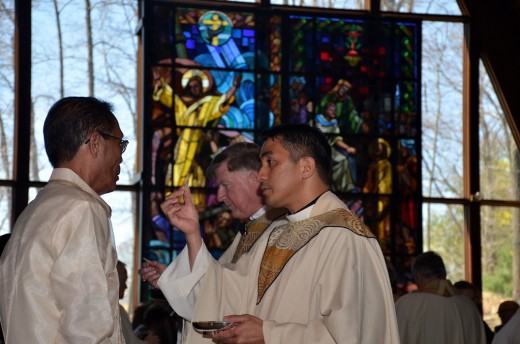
160, 186, 200, 236
160, 186, 203, 267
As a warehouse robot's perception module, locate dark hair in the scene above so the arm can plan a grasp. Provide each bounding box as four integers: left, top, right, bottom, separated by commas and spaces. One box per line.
453, 280, 477, 291
261, 124, 332, 185
116, 260, 126, 273
0, 233, 11, 255
207, 142, 261, 180
43, 97, 117, 167
412, 251, 447, 279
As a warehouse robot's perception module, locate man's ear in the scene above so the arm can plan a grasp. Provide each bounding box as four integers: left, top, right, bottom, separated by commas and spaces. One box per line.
248, 170, 260, 186
412, 272, 423, 287
84, 131, 101, 158
301, 156, 316, 179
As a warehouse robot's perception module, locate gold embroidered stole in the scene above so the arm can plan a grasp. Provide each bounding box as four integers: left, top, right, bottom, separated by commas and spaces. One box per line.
257, 208, 375, 303
231, 208, 287, 264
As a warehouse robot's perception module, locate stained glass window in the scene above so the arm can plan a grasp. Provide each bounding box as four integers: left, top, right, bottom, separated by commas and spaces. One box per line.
142, 3, 420, 279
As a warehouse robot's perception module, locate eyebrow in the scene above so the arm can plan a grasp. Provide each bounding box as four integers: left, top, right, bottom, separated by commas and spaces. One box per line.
260, 150, 272, 159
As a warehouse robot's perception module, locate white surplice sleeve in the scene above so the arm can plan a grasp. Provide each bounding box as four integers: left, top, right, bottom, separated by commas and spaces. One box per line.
158, 243, 213, 321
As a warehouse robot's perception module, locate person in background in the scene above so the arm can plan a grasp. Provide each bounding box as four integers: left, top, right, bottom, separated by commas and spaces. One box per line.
132, 302, 177, 344
117, 260, 161, 344
0, 97, 127, 343
492, 305, 520, 344
140, 142, 287, 341
0, 235, 9, 253
494, 300, 519, 333
454, 280, 495, 343
395, 251, 486, 344
0, 233, 11, 344
160, 124, 399, 343
203, 210, 235, 250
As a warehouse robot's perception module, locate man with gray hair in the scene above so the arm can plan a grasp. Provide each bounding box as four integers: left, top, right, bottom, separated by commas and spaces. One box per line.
140, 142, 286, 341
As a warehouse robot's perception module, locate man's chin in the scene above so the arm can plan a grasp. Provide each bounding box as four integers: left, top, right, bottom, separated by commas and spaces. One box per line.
263, 195, 278, 208
99, 186, 116, 196
231, 210, 244, 221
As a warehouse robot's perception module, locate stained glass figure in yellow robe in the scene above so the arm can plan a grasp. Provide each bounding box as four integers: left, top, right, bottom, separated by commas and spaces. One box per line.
153, 68, 241, 208
363, 138, 392, 248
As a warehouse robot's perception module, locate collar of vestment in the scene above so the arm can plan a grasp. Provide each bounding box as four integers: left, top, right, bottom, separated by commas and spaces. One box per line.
257, 207, 375, 304
49, 168, 111, 216
290, 193, 324, 214
418, 279, 457, 297
231, 207, 288, 263
237, 206, 268, 234
250, 206, 267, 221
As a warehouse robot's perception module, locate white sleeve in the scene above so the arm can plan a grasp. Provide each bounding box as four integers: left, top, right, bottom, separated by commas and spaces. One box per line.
157, 243, 214, 321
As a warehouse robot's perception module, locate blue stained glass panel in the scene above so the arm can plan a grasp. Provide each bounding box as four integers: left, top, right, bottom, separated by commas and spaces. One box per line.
176, 8, 257, 67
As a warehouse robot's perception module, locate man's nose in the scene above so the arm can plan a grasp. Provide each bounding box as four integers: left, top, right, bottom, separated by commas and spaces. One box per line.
257, 165, 267, 181
217, 187, 225, 202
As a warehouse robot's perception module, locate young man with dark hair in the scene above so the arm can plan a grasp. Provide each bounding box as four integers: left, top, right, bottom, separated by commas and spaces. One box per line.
160, 124, 399, 343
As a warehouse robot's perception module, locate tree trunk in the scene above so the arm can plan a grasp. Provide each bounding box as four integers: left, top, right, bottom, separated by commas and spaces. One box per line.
30, 101, 39, 180
85, 0, 94, 96
52, 0, 64, 98
513, 148, 520, 300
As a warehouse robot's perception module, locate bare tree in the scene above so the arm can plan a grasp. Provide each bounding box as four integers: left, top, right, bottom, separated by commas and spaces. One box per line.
52, 0, 65, 98
479, 66, 520, 300
419, 9, 519, 317
513, 152, 520, 300
0, 0, 15, 232
85, 0, 94, 96
381, 0, 414, 11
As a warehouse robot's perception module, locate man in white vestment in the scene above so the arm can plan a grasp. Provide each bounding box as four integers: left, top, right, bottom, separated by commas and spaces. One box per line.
0, 97, 128, 343
160, 124, 400, 343
492, 308, 520, 344
140, 143, 287, 331
395, 251, 486, 344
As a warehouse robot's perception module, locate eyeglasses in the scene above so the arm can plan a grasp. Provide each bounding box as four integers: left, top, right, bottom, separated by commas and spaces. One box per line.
97, 131, 129, 153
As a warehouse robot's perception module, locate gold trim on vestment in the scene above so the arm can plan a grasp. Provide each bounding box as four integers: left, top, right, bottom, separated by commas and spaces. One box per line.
257, 208, 375, 303
231, 208, 287, 263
